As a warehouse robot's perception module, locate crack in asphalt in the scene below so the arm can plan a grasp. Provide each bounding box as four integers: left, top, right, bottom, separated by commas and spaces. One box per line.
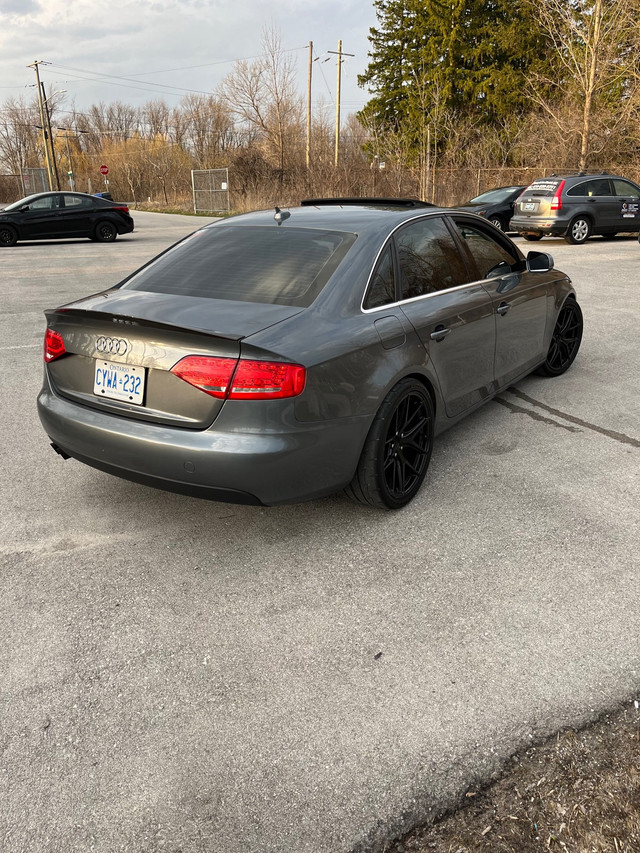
495, 387, 640, 448
494, 396, 581, 433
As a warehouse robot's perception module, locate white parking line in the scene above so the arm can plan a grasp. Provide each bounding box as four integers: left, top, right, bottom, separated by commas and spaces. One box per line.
1, 344, 40, 350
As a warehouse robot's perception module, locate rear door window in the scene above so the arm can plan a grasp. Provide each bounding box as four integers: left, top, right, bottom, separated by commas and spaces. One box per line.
395, 216, 468, 299
62, 194, 93, 208
567, 179, 612, 197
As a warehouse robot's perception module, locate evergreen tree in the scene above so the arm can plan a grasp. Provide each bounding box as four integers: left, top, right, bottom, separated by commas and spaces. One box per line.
358, 0, 543, 151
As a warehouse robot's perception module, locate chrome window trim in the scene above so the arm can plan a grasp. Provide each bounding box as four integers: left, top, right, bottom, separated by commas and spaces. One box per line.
362, 278, 488, 315
360, 211, 512, 314
360, 211, 464, 313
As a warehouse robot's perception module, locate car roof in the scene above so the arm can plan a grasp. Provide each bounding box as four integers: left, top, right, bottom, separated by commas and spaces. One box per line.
540, 172, 628, 182
208, 200, 458, 239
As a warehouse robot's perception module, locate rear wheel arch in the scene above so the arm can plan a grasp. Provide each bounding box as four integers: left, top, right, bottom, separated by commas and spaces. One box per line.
403, 371, 437, 417
565, 214, 593, 244
345, 373, 436, 509
93, 219, 118, 242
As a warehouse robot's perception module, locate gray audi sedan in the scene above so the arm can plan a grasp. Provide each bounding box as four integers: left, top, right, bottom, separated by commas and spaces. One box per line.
37, 199, 583, 509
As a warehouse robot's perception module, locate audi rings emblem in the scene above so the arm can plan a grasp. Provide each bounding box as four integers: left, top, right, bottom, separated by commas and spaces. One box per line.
96, 335, 130, 355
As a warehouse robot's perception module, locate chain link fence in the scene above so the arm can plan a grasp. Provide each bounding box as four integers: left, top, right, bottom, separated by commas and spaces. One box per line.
21, 168, 48, 196
191, 169, 230, 213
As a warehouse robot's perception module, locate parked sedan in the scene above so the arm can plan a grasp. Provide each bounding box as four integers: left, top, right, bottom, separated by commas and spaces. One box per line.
453, 185, 526, 232
0, 191, 134, 246
37, 199, 582, 509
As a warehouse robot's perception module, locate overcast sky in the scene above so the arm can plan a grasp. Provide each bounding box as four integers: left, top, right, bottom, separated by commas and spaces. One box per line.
0, 0, 379, 126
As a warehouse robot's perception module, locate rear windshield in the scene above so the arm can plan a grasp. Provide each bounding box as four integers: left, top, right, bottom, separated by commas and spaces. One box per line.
522, 179, 562, 197
120, 225, 356, 307
468, 187, 521, 204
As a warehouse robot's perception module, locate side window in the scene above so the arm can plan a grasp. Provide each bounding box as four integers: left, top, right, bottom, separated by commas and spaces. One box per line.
364, 244, 396, 309
613, 179, 640, 197
395, 216, 468, 299
63, 195, 84, 208
567, 179, 612, 197
29, 196, 55, 210
584, 179, 612, 197
566, 181, 587, 197
452, 220, 518, 280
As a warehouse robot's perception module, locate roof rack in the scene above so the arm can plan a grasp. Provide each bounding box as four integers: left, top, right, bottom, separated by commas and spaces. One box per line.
300, 197, 435, 208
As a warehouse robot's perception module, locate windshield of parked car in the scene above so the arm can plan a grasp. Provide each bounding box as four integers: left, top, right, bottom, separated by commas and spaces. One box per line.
120, 225, 357, 307
3, 194, 43, 211
467, 187, 521, 204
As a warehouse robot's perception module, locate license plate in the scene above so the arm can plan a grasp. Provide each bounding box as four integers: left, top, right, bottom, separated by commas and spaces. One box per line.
94, 359, 145, 405
524, 202, 535, 211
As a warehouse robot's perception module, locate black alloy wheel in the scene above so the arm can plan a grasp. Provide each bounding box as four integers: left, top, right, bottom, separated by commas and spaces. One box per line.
346, 378, 434, 509
536, 298, 583, 377
489, 216, 505, 231
94, 220, 118, 242
565, 216, 591, 245
0, 225, 18, 247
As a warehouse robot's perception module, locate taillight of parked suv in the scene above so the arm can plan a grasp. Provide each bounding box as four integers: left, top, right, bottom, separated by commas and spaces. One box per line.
550, 180, 565, 211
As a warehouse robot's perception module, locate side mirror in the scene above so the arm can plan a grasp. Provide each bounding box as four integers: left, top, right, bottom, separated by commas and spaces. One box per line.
526, 251, 554, 273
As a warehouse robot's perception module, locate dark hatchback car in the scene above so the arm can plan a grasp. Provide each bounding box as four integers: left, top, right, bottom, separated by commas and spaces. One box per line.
510, 173, 640, 244
454, 185, 526, 232
37, 199, 583, 509
0, 191, 134, 246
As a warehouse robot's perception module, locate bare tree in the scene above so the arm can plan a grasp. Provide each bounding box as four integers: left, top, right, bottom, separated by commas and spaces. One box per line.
219, 26, 304, 182
0, 96, 42, 173
527, 0, 640, 170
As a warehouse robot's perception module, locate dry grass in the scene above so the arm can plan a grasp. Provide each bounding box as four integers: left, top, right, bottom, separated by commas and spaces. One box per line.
390, 700, 640, 853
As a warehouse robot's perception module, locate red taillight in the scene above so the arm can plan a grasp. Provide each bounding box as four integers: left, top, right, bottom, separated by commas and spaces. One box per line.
44, 328, 66, 363
112, 205, 129, 213
170, 356, 306, 400
229, 359, 306, 399
551, 180, 565, 211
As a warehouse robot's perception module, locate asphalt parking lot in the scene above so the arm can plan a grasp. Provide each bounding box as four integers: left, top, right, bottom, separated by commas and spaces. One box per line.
1, 213, 639, 853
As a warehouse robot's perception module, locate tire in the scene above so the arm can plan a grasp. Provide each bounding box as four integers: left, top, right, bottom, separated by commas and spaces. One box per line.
523, 233, 543, 242
489, 216, 505, 231
345, 378, 434, 509
536, 298, 583, 377
94, 220, 118, 242
565, 216, 591, 245
0, 225, 18, 247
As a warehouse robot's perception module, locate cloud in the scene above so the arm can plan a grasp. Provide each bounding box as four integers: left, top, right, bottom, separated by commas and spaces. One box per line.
0, 0, 376, 113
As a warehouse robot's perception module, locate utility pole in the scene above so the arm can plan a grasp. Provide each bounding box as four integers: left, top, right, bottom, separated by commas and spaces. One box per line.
41, 82, 61, 190
328, 42, 354, 167
27, 61, 53, 191
306, 41, 313, 170
57, 129, 75, 190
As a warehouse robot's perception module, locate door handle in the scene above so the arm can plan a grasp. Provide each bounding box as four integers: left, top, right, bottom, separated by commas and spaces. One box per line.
497, 302, 510, 316
430, 326, 451, 341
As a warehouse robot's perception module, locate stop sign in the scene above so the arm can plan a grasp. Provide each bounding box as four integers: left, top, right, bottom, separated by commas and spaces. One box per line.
99, 164, 109, 176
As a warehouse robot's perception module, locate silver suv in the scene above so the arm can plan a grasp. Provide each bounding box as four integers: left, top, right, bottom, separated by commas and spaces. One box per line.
510, 173, 640, 244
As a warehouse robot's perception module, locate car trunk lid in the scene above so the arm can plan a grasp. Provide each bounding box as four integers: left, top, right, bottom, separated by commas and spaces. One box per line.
44, 295, 303, 428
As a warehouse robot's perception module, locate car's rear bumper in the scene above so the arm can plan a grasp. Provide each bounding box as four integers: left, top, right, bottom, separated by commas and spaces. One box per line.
37, 376, 369, 506
509, 216, 569, 236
